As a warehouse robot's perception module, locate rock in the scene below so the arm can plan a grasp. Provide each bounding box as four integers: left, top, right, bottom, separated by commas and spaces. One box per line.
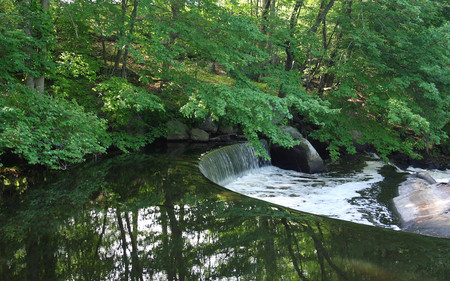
393, 175, 450, 238
218, 125, 236, 135
349, 130, 369, 152
199, 117, 218, 134
270, 126, 324, 173
210, 135, 232, 142
415, 171, 437, 185
281, 126, 303, 140
166, 120, 189, 140
271, 138, 325, 173
190, 128, 209, 142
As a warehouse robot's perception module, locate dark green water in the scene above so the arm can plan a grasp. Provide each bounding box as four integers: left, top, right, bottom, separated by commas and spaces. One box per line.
1, 143, 449, 281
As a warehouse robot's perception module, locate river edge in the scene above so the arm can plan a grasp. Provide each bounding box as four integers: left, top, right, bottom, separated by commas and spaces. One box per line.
394, 172, 450, 239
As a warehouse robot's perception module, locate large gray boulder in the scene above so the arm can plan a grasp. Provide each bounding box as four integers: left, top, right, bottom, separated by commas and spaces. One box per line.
190, 128, 209, 142
199, 117, 218, 134
218, 125, 237, 135
270, 126, 325, 173
281, 126, 304, 140
166, 120, 190, 141
394, 172, 450, 238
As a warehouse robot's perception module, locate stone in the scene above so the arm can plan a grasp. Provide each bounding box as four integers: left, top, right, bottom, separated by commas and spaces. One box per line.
415, 171, 437, 185
349, 130, 369, 152
270, 138, 325, 173
199, 117, 218, 134
394, 175, 450, 238
190, 128, 209, 142
166, 120, 189, 141
218, 125, 236, 135
281, 126, 303, 140
210, 135, 232, 142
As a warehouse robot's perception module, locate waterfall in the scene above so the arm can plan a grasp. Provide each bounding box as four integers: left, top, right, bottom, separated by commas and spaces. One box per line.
199, 142, 269, 186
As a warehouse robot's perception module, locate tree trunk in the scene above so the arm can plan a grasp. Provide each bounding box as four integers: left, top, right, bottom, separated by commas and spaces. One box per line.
121, 0, 139, 78
303, 222, 347, 279
261, 0, 272, 34
162, 0, 182, 71
280, 1, 304, 98
112, 47, 123, 76
25, 234, 40, 281
41, 0, 49, 10
262, 218, 277, 279
111, 0, 127, 77
61, 1, 79, 38
19, 0, 50, 94
166, 204, 185, 281
35, 76, 45, 94
308, 0, 336, 34
318, 0, 352, 94
25, 76, 35, 89
102, 38, 108, 66
117, 211, 130, 280
125, 212, 143, 281
38, 0, 49, 93
299, 0, 336, 88
284, 0, 304, 71
160, 207, 176, 280
281, 218, 309, 281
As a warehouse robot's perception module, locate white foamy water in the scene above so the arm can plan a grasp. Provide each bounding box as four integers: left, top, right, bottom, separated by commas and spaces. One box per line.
404, 167, 450, 184
225, 160, 401, 229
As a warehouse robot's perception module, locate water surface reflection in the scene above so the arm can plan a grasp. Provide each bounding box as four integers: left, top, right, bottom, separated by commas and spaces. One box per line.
1, 144, 449, 280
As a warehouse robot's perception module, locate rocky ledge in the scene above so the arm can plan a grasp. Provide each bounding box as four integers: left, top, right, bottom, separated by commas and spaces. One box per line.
393, 172, 450, 238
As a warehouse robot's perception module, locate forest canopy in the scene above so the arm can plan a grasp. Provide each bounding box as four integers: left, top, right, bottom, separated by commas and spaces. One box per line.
1, 0, 449, 169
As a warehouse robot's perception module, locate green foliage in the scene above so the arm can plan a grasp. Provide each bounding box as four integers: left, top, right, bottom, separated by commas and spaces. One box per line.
301, 0, 449, 160
94, 77, 165, 152
0, 86, 108, 169
50, 51, 101, 112
181, 79, 295, 158
0, 6, 52, 83
52, 52, 97, 87
1, 0, 448, 168
19, 0, 54, 76
0, 26, 29, 83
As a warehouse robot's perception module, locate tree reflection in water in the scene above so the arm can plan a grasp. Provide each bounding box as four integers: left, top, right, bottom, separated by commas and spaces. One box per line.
1, 144, 449, 281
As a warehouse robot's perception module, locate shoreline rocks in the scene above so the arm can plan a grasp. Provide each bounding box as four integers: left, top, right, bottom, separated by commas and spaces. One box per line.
166, 120, 190, 141
166, 119, 240, 143
393, 172, 450, 238
190, 128, 209, 142
166, 122, 326, 174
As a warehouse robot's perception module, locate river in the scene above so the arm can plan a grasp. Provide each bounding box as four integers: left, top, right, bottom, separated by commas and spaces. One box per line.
0, 143, 449, 280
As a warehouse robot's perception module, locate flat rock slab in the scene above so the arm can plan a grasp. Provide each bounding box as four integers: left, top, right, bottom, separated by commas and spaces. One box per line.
394, 175, 450, 238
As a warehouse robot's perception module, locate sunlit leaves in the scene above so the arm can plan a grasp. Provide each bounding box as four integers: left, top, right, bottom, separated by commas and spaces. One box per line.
0, 86, 108, 169
316, 0, 449, 159
1, 0, 448, 168
94, 77, 165, 152
96, 77, 164, 115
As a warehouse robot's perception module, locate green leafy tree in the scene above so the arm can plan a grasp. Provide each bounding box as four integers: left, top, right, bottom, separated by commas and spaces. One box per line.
0, 85, 107, 169
1, 0, 448, 168
0, 1, 108, 169
94, 77, 165, 152
312, 0, 449, 159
